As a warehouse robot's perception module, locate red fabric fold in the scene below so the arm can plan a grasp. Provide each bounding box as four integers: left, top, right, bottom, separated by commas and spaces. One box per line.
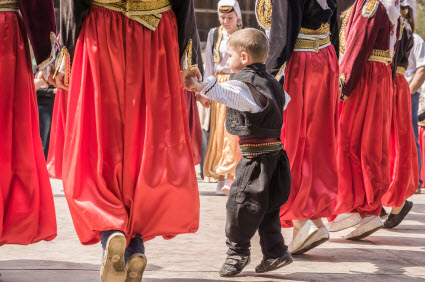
280, 46, 339, 226
47, 89, 68, 179
0, 12, 57, 245
184, 90, 202, 165
382, 75, 419, 207
62, 6, 199, 245
334, 62, 392, 217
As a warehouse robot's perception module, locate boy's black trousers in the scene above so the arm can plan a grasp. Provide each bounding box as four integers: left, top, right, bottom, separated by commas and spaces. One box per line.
225, 150, 291, 259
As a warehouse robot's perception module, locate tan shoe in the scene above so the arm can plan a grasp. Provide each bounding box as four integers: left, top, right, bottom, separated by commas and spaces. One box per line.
288, 220, 318, 254
292, 226, 329, 255
345, 216, 383, 241
100, 233, 127, 282
327, 213, 362, 232
125, 254, 147, 282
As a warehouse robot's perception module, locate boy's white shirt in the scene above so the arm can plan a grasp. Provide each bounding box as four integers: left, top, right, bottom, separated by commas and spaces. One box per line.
200, 76, 291, 113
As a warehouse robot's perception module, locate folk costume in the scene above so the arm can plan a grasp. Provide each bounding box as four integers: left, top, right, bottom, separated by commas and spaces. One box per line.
330, 0, 400, 240
202, 0, 242, 193
382, 15, 418, 212
199, 64, 292, 276
264, 0, 339, 254
0, 0, 57, 245
59, 0, 201, 246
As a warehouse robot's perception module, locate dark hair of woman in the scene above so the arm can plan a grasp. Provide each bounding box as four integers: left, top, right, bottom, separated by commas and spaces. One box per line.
401, 6, 415, 32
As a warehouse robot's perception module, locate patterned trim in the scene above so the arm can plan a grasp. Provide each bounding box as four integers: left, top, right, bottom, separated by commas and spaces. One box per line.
53, 48, 71, 86
294, 35, 331, 53
340, 6, 353, 57
92, 0, 171, 31
255, 0, 272, 31
275, 62, 287, 81
396, 66, 406, 75
368, 49, 392, 65
399, 23, 404, 40
362, 0, 379, 18
213, 26, 223, 63
180, 39, 197, 71
300, 23, 330, 35
0, 0, 18, 11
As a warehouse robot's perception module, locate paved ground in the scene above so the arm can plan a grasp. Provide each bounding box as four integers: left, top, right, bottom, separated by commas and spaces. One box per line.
1, 176, 425, 282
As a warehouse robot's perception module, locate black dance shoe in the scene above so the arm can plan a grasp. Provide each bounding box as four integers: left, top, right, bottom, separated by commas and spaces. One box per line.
219, 254, 251, 277
384, 201, 413, 229
255, 250, 293, 273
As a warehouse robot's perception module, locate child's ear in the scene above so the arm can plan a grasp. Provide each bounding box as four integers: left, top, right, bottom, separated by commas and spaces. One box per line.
241, 51, 249, 64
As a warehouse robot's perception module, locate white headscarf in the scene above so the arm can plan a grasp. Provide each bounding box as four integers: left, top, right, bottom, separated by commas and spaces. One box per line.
401, 0, 417, 20
218, 0, 242, 22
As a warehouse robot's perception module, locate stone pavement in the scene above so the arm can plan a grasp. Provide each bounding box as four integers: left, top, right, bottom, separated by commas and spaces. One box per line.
1, 177, 425, 282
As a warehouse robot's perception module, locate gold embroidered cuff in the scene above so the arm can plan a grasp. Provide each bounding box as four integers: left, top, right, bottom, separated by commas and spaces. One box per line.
181, 39, 197, 71
53, 48, 71, 87
368, 49, 392, 65
275, 62, 287, 82
396, 66, 406, 75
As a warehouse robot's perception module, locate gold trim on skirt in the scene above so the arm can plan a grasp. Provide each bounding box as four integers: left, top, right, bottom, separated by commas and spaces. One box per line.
203, 73, 240, 178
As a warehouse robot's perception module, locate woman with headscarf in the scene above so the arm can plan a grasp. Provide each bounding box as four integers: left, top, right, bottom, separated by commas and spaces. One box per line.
381, 0, 418, 228
202, 0, 242, 195
264, 0, 339, 255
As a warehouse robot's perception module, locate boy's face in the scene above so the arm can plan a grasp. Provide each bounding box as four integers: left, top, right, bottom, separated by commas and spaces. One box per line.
226, 45, 249, 73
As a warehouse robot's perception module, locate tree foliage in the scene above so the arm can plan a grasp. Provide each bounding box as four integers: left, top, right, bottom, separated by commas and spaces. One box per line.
417, 3, 425, 39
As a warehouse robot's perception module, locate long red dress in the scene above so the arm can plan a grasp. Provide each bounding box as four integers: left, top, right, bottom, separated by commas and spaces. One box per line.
62, 5, 200, 245
280, 45, 339, 225
382, 74, 419, 207
0, 3, 57, 245
334, 0, 398, 217
47, 89, 68, 179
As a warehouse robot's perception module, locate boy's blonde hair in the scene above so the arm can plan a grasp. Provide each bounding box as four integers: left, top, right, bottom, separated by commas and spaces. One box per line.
227, 28, 269, 63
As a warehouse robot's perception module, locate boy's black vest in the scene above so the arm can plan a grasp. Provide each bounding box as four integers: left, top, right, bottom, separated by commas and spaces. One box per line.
225, 64, 285, 138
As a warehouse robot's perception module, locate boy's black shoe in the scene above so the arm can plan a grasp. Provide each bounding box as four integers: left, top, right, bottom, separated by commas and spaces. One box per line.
384, 201, 413, 229
380, 207, 388, 219
219, 255, 251, 277
255, 250, 293, 274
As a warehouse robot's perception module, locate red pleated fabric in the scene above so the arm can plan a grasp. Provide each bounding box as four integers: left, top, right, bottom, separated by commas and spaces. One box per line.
62, 6, 199, 245
382, 74, 419, 207
334, 62, 392, 217
47, 89, 68, 179
0, 12, 57, 245
419, 126, 425, 188
279, 46, 339, 226
184, 90, 202, 165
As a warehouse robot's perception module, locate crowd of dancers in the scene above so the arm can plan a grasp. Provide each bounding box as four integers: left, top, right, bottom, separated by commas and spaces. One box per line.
1, 0, 425, 281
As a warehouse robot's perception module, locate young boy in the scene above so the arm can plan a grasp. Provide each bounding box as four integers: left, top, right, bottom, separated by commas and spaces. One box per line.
187, 28, 293, 277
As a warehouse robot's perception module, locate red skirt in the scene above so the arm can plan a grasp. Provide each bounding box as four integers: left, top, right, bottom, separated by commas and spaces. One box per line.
62, 6, 199, 245
184, 90, 202, 165
47, 89, 68, 179
419, 126, 425, 188
280, 46, 339, 226
382, 74, 418, 207
334, 62, 392, 217
0, 12, 57, 245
